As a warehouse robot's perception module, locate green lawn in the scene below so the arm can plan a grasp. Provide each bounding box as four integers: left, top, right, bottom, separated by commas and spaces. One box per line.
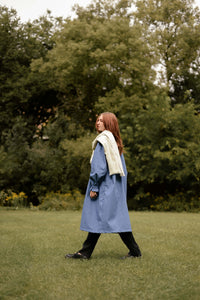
0, 210, 199, 300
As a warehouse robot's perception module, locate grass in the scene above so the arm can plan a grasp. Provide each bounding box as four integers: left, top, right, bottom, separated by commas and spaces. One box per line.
0, 210, 199, 300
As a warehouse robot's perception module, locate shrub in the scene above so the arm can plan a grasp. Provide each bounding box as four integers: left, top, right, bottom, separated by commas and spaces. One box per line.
0, 190, 28, 207
128, 191, 200, 212
38, 190, 84, 211
150, 193, 200, 212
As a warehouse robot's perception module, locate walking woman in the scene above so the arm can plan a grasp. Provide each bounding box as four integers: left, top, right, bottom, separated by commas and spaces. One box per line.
65, 112, 141, 259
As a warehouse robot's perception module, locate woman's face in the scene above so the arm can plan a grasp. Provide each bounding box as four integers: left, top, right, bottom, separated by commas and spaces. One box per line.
96, 115, 105, 132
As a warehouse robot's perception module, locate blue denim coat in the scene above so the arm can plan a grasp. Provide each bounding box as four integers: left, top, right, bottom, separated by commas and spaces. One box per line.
80, 142, 132, 233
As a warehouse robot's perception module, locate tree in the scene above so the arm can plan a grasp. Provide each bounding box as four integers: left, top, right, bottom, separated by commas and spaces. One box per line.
1, 1, 199, 210
0, 6, 29, 141
27, 0, 161, 203
134, 0, 200, 105
0, 6, 63, 144
0, 6, 63, 199
31, 0, 156, 131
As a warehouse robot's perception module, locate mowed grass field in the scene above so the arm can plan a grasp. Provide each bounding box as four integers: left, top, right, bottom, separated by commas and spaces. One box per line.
0, 210, 199, 300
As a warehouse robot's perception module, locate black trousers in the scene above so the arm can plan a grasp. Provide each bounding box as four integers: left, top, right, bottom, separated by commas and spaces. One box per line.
78, 232, 141, 258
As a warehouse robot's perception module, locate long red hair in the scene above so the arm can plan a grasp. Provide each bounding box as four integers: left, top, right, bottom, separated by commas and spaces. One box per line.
95, 112, 123, 155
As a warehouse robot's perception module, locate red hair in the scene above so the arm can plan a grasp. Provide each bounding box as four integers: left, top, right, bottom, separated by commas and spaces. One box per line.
96, 112, 124, 155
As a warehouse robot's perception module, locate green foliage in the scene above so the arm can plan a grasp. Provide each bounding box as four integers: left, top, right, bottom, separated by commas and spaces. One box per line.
0, 6, 64, 201
0, 6, 60, 138
134, 0, 200, 105
128, 192, 200, 212
1, 1, 200, 211
0, 190, 28, 207
96, 84, 200, 205
38, 190, 84, 210
128, 98, 200, 181
123, 96, 200, 202
31, 0, 156, 129
27, 139, 66, 197
60, 132, 96, 191
151, 193, 200, 212
0, 117, 33, 194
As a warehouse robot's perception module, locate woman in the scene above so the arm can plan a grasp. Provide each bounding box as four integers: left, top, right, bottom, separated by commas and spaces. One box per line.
65, 112, 141, 259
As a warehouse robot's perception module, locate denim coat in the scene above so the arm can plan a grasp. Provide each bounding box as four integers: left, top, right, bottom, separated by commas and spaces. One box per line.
80, 142, 132, 233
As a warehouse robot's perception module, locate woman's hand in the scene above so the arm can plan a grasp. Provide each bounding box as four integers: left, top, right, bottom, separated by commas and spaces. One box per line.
90, 191, 98, 199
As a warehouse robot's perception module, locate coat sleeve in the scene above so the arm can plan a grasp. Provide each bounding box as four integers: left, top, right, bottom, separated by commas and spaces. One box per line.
89, 142, 107, 193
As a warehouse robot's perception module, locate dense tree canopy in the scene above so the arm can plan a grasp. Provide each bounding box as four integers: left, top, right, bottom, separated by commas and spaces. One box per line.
134, 0, 200, 104
31, 0, 156, 128
0, 0, 200, 210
